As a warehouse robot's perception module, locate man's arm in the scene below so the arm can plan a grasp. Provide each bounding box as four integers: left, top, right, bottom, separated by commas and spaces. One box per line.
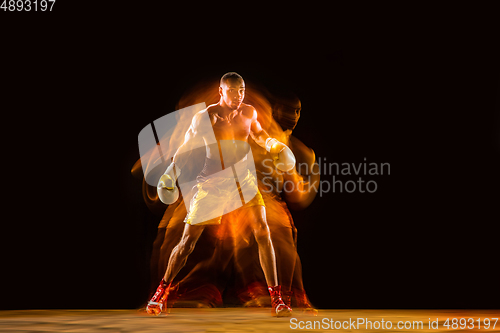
172, 111, 205, 168
250, 108, 296, 172
250, 108, 271, 149
157, 111, 205, 204
282, 137, 320, 210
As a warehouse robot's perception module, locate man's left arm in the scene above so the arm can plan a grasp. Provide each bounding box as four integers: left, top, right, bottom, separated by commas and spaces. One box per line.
249, 109, 271, 148
250, 109, 296, 172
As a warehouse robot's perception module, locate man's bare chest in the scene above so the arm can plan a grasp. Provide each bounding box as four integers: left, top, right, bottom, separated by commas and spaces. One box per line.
211, 113, 252, 141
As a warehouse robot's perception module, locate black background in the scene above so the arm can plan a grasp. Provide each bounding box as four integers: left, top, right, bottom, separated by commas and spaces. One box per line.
1, 4, 499, 310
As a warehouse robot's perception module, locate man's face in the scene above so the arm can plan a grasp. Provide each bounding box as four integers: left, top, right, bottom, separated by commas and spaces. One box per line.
274, 99, 301, 131
220, 78, 245, 110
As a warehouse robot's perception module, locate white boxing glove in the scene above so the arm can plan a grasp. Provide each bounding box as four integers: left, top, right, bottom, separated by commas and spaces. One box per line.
265, 138, 296, 172
157, 162, 182, 204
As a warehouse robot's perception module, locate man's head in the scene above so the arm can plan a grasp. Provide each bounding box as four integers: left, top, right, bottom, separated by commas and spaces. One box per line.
219, 72, 245, 110
272, 92, 301, 131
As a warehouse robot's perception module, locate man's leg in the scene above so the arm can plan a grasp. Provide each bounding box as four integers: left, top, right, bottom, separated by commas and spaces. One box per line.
163, 223, 205, 284
269, 226, 297, 305
245, 205, 292, 316
157, 200, 188, 280
146, 223, 205, 315
244, 205, 277, 286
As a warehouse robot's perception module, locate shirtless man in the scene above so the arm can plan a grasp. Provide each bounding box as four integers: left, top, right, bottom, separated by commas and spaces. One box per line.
146, 72, 295, 317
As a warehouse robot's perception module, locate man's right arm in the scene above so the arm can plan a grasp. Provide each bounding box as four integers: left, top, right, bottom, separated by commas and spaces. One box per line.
171, 111, 204, 168
157, 111, 205, 204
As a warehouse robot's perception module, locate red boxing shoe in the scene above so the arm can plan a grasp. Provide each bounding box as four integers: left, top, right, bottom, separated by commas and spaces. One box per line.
268, 285, 292, 317
146, 280, 171, 316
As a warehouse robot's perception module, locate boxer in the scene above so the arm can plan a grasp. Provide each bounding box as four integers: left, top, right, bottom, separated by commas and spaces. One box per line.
147, 72, 294, 317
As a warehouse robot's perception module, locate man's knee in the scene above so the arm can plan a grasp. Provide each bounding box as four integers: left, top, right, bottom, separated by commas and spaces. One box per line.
253, 222, 271, 244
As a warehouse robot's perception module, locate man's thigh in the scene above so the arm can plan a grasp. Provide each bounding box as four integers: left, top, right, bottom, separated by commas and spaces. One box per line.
239, 205, 269, 232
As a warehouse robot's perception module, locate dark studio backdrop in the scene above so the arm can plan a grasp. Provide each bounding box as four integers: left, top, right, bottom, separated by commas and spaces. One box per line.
1, 4, 499, 310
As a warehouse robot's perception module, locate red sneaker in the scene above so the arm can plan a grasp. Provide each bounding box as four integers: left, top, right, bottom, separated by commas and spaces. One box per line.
268, 285, 292, 317
146, 280, 171, 316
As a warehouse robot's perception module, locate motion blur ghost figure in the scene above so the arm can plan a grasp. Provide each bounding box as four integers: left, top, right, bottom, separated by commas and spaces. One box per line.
233, 89, 319, 311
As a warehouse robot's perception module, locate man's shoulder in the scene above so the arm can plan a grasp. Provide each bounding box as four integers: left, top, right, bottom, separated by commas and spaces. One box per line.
205, 104, 221, 115
193, 104, 218, 119
202, 104, 221, 125
190, 107, 213, 128
240, 103, 257, 118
